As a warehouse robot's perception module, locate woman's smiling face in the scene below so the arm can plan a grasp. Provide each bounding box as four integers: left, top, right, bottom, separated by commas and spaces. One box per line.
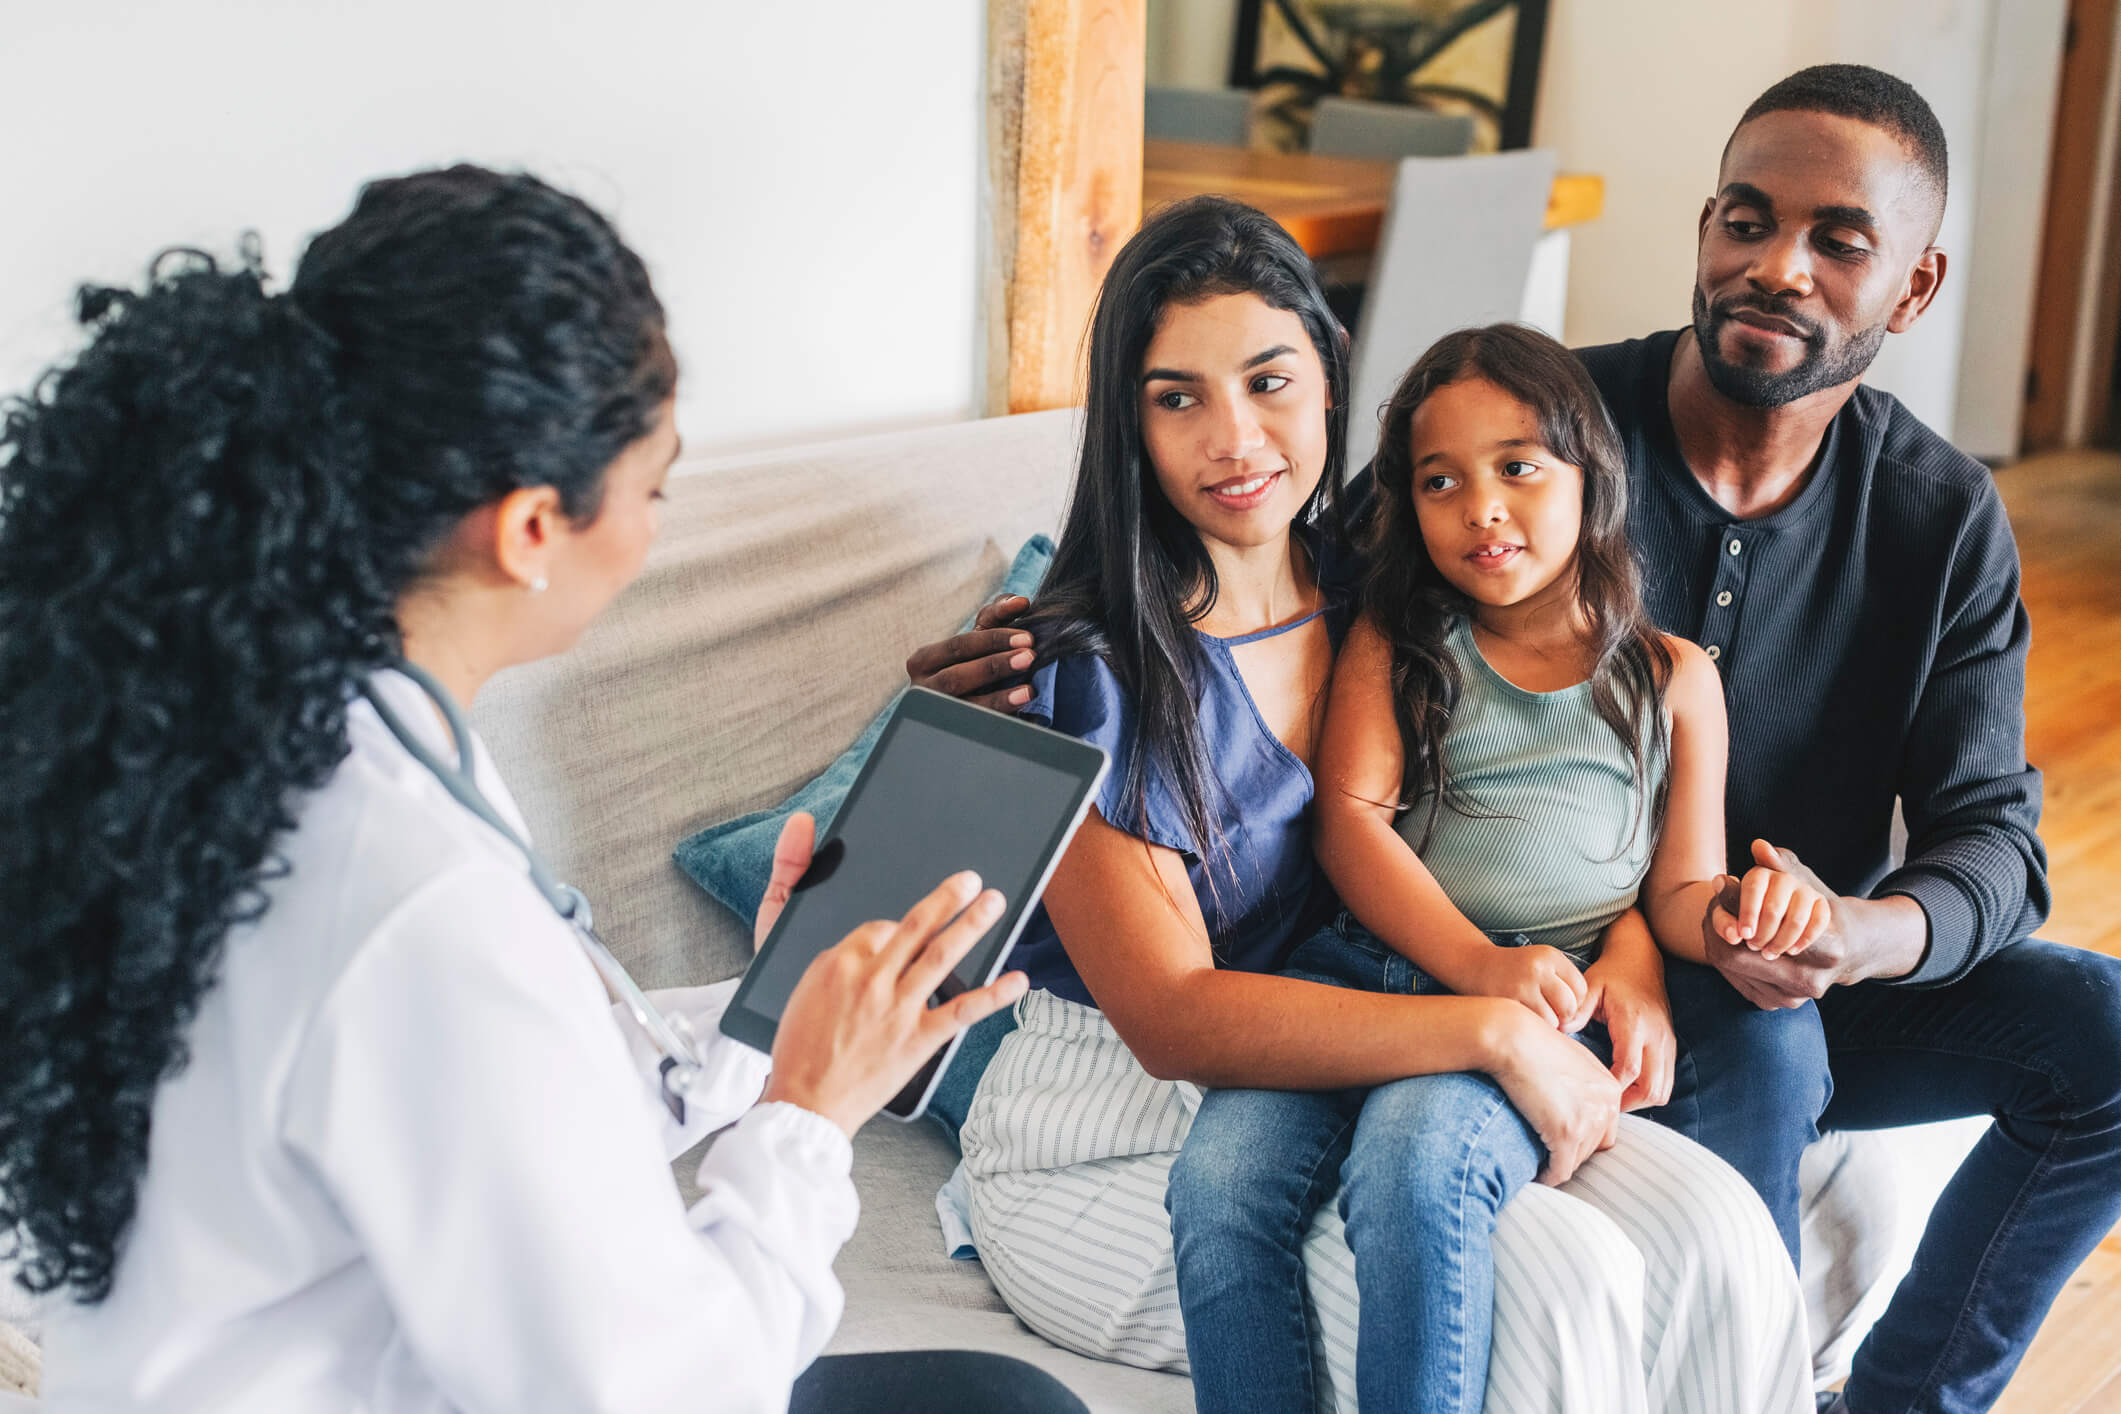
1137, 292, 1329, 554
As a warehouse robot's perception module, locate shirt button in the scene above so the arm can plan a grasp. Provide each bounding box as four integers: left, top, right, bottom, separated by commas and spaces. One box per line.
1716, 590, 1733, 607
1706, 645, 1722, 661
1728, 538, 1743, 556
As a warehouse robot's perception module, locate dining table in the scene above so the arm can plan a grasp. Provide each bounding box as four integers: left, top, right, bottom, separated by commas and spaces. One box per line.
1143, 138, 1605, 259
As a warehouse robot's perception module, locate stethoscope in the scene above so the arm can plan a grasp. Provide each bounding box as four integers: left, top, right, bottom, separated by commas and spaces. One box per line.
364, 660, 708, 1125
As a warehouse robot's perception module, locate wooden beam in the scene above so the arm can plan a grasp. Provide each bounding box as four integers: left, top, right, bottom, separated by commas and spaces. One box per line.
992, 0, 1146, 415
2025, 0, 2119, 451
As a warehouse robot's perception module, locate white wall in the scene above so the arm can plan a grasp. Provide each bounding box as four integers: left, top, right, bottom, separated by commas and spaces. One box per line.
0, 1, 985, 457
1532, 0, 2066, 453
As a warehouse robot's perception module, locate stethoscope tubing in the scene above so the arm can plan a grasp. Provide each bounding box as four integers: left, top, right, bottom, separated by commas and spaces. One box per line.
364, 661, 706, 1122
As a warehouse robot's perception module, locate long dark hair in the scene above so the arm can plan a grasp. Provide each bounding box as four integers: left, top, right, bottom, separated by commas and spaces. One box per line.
1018, 196, 1349, 884
1363, 323, 1671, 851
0, 166, 674, 1304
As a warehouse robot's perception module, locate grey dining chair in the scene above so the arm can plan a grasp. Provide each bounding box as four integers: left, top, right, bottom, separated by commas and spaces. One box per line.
1309, 95, 1476, 160
1343, 148, 1560, 472
1144, 86, 1252, 147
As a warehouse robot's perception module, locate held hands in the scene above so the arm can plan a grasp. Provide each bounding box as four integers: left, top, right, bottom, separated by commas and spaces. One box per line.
904, 595, 1036, 711
755, 813, 1030, 1137
1700, 840, 1855, 1011
1469, 942, 1591, 1031
1707, 839, 1833, 959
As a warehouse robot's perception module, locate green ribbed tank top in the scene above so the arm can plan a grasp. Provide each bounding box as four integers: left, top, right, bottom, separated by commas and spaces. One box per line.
1394, 619, 1666, 964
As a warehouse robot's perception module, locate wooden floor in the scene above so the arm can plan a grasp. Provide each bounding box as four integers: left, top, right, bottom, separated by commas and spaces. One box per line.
1988, 449, 2121, 1414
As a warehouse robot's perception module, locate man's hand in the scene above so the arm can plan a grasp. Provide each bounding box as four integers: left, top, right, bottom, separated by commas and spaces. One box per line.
1581, 951, 1676, 1112
905, 595, 1036, 711
1467, 943, 1590, 1030
1700, 839, 1928, 1008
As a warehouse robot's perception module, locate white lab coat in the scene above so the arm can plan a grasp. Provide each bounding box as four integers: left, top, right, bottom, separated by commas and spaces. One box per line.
37, 670, 856, 1413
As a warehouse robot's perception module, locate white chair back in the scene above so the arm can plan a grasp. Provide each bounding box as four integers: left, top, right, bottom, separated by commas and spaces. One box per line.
1344, 148, 1559, 472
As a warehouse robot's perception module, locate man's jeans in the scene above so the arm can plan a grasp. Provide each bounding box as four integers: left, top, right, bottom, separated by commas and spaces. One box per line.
1661, 941, 2121, 1414
1167, 917, 1609, 1414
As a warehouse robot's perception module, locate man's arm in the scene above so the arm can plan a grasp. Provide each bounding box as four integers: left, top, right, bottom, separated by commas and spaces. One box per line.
1706, 478, 2048, 1008
1874, 479, 2048, 986
1699, 842, 1929, 1008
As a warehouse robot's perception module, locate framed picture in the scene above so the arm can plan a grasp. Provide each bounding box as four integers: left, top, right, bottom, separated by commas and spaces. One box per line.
1227, 0, 1552, 153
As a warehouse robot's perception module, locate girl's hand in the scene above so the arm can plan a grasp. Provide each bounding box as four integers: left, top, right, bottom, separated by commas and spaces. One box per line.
762, 871, 1029, 1137
1487, 1009, 1624, 1185
1470, 942, 1590, 1030
1708, 839, 1835, 960
1580, 959, 1677, 1111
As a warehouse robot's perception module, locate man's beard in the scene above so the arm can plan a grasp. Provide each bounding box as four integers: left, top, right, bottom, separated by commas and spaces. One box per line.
1691, 285, 1887, 408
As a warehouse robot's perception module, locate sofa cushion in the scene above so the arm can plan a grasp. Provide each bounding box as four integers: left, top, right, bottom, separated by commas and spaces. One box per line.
671, 534, 1056, 930
473, 410, 1078, 990
681, 1114, 1191, 1414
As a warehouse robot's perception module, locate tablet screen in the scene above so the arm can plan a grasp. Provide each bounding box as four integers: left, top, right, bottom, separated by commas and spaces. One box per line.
724, 693, 1107, 1054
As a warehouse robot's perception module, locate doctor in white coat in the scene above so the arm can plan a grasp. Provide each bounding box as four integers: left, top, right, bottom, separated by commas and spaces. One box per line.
0, 165, 1079, 1414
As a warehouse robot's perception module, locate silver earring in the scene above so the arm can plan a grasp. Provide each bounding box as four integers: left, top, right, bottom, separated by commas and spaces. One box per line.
530, 576, 549, 595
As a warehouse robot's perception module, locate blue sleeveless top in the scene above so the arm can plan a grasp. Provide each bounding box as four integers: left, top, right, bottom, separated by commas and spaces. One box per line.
1009, 559, 1355, 1008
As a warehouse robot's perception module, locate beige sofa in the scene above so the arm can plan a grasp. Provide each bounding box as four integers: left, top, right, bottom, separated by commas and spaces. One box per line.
0, 408, 1983, 1409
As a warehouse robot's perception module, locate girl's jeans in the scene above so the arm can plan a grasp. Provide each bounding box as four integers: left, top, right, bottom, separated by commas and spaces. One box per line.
1166, 914, 1608, 1414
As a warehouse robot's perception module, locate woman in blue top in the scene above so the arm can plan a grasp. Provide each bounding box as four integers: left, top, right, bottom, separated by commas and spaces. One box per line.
950, 198, 1808, 1413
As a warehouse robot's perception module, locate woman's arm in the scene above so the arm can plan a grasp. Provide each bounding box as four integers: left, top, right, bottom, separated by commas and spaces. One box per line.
1044, 804, 1624, 1187
1642, 637, 1733, 965
1044, 806, 1514, 1089
284, 865, 854, 1414
1310, 617, 1587, 1028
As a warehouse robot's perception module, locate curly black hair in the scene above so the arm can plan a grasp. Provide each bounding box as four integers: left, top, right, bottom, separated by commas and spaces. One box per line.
0, 165, 673, 1303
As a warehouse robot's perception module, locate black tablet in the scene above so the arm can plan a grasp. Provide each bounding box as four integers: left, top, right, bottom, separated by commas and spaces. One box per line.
720, 686, 1109, 1119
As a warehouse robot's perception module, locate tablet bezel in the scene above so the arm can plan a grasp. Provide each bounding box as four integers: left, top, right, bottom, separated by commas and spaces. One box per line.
719, 687, 1108, 1117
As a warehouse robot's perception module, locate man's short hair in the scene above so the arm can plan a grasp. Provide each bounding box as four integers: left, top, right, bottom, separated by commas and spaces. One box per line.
1731, 64, 1949, 211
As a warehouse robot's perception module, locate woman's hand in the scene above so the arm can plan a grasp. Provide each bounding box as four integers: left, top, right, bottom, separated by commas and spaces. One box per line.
903, 596, 1035, 711
761, 869, 1028, 1137
1468, 942, 1590, 1030
1485, 1008, 1623, 1186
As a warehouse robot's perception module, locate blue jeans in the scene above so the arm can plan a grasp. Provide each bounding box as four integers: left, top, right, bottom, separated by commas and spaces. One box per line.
1660, 941, 2121, 1414
1642, 960, 1832, 1263
1167, 917, 1608, 1414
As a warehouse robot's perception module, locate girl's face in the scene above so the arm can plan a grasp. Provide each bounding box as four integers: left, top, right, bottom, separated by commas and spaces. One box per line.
1138, 292, 1329, 555
1406, 376, 1585, 614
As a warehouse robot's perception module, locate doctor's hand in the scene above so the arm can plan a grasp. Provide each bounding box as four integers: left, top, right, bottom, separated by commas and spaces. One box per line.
754, 812, 819, 953
762, 870, 1029, 1138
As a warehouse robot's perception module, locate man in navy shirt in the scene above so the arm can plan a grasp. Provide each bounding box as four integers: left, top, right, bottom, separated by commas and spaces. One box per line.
912, 64, 2121, 1414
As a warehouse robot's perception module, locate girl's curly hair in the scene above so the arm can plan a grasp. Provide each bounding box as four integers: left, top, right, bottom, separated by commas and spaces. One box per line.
0, 165, 673, 1303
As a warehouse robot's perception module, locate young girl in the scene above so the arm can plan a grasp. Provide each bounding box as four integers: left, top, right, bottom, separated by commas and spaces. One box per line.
1168, 323, 1827, 1414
